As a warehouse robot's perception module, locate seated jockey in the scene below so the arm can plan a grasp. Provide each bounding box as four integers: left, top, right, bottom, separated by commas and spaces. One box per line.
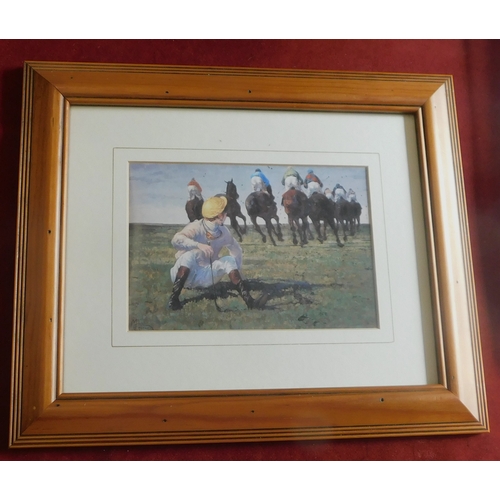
281, 166, 304, 191
347, 188, 357, 202
333, 183, 347, 203
187, 178, 203, 200
304, 168, 323, 196
250, 168, 274, 199
168, 196, 267, 311
324, 188, 334, 201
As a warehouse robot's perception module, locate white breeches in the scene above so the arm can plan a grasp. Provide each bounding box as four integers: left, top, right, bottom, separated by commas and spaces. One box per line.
187, 185, 202, 200
170, 250, 239, 288
251, 176, 266, 192
334, 190, 347, 203
307, 181, 322, 196
284, 176, 301, 191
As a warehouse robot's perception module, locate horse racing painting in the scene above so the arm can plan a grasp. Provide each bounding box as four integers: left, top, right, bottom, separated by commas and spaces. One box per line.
129, 163, 378, 331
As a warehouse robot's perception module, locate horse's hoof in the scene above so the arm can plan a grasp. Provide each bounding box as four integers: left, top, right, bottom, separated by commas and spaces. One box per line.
317, 238, 324, 244
262, 236, 267, 243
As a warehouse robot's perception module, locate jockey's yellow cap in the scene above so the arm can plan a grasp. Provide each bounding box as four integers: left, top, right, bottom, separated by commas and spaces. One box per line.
202, 196, 228, 218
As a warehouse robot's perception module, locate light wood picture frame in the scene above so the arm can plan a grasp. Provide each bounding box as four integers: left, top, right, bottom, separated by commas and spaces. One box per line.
9, 62, 488, 447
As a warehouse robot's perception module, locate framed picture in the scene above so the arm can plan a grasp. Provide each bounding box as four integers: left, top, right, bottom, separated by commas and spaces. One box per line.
126, 161, 376, 334
9, 62, 488, 447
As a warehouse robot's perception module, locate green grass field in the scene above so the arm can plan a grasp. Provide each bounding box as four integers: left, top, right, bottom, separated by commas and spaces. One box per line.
129, 221, 378, 331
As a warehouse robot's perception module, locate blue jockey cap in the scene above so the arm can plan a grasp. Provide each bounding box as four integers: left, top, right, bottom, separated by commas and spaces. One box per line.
307, 168, 313, 174
255, 168, 261, 172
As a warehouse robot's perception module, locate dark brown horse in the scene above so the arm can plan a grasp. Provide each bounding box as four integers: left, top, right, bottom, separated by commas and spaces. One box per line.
219, 179, 247, 242
347, 201, 362, 234
281, 187, 310, 246
333, 198, 353, 241
185, 197, 203, 222
245, 191, 283, 246
308, 192, 344, 247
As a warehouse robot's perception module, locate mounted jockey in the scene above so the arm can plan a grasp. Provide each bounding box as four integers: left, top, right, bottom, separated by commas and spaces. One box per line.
347, 188, 357, 202
333, 183, 348, 203
168, 196, 267, 311
324, 188, 334, 201
187, 178, 203, 200
282, 166, 304, 191
304, 169, 323, 196
250, 168, 274, 200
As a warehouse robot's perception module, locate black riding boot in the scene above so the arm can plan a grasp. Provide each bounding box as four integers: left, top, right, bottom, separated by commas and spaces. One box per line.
168, 266, 190, 310
229, 270, 268, 310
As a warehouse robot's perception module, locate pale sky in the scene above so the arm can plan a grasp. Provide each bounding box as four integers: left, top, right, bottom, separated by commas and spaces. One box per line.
129, 162, 371, 224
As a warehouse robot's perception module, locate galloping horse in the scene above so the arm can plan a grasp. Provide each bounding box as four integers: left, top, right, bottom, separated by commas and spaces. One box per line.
331, 198, 350, 242
245, 191, 283, 246
308, 192, 344, 247
185, 197, 203, 222
218, 179, 247, 242
185, 180, 204, 222
281, 187, 310, 246
348, 201, 362, 234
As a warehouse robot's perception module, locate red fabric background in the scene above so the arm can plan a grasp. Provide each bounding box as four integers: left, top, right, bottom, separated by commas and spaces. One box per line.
1, 39, 499, 460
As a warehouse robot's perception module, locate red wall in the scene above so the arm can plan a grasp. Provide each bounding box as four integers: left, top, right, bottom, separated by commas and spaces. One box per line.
1, 39, 499, 460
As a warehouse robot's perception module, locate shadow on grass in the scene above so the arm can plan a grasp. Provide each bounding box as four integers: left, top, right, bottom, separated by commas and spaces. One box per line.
181, 279, 344, 310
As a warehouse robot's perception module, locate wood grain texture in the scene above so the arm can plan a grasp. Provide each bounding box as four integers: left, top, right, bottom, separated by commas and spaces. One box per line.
9, 62, 488, 447
11, 65, 64, 444
14, 386, 481, 447
30, 62, 445, 108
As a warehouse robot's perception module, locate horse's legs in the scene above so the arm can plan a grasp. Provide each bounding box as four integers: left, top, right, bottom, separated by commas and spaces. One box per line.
273, 215, 284, 242
327, 217, 344, 247
305, 218, 314, 240
237, 211, 247, 234
264, 218, 277, 246
341, 219, 349, 242
300, 218, 310, 246
251, 215, 267, 243
341, 219, 349, 241
334, 214, 348, 242
230, 216, 243, 242
334, 203, 349, 242
288, 216, 298, 245
349, 216, 356, 236
311, 218, 324, 243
